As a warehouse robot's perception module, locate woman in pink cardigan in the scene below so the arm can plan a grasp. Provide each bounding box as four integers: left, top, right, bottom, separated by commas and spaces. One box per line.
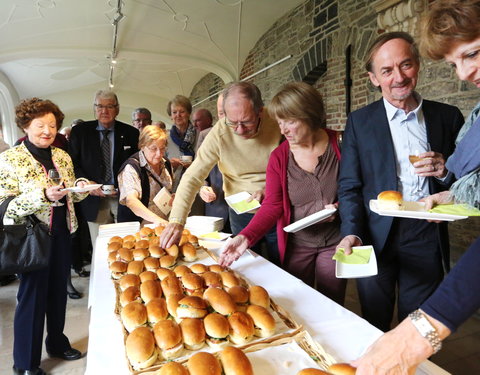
219, 82, 346, 305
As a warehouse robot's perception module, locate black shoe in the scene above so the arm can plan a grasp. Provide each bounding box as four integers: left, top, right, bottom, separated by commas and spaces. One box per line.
74, 268, 90, 277
1, 274, 18, 286
67, 289, 83, 299
12, 366, 47, 375
47, 348, 82, 361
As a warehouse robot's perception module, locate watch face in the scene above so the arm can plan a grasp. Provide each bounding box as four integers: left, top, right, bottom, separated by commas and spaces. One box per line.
416, 316, 434, 336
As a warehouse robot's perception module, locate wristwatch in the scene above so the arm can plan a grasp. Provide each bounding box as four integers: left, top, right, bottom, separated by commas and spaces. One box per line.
408, 310, 442, 354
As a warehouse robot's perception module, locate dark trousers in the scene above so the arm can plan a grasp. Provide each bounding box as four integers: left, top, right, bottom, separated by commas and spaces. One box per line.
284, 243, 347, 305
357, 218, 443, 332
13, 207, 72, 370
228, 208, 280, 266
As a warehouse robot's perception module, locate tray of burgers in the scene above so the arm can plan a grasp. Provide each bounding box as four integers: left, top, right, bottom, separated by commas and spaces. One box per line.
104, 226, 326, 374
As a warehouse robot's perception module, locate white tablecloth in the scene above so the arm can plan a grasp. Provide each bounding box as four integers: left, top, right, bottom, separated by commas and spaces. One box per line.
85, 230, 449, 375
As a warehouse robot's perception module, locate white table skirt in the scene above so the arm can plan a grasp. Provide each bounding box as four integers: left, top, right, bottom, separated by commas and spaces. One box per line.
85, 230, 449, 375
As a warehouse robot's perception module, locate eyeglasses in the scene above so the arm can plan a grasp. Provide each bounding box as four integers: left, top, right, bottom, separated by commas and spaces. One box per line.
145, 145, 166, 154
94, 104, 118, 111
225, 117, 259, 130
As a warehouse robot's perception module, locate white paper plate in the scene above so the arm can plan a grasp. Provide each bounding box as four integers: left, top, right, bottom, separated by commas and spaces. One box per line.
335, 246, 378, 279
198, 232, 232, 241
369, 199, 467, 222
283, 208, 337, 233
61, 183, 102, 193
225, 191, 260, 214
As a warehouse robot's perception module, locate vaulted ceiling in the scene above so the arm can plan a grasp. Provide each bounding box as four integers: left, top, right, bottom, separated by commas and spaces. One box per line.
0, 0, 303, 131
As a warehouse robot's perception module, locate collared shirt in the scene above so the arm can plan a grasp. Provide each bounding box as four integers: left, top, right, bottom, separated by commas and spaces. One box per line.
96, 122, 115, 185
384, 94, 430, 201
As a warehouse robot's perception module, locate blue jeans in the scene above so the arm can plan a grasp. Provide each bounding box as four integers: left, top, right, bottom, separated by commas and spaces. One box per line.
228, 208, 280, 266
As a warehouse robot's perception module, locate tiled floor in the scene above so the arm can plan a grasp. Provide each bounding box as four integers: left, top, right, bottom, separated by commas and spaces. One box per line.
1, 270, 479, 374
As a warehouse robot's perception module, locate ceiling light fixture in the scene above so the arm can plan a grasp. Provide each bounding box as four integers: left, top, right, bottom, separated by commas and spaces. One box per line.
107, 0, 125, 89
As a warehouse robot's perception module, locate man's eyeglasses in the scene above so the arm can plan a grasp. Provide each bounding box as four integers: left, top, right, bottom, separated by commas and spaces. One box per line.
95, 104, 118, 111
225, 118, 259, 130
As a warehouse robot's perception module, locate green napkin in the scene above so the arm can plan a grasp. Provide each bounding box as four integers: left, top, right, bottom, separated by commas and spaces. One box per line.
200, 231, 222, 239
429, 204, 480, 216
333, 246, 373, 264
230, 199, 260, 213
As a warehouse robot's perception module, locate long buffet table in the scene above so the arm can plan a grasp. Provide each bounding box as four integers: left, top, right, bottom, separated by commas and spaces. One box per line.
85, 224, 449, 375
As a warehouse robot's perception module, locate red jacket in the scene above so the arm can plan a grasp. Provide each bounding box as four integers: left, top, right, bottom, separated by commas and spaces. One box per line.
240, 129, 341, 264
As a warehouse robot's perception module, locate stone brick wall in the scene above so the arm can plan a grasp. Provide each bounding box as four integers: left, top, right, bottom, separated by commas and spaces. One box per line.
189, 0, 479, 253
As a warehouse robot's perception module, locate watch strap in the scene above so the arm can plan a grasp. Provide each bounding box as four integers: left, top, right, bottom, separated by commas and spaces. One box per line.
408, 310, 442, 354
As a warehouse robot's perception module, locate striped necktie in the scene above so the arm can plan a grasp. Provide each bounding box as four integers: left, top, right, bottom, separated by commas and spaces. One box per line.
101, 129, 112, 183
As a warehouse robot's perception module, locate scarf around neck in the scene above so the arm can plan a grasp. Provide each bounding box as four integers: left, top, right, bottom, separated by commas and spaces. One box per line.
169, 123, 196, 157
446, 100, 480, 208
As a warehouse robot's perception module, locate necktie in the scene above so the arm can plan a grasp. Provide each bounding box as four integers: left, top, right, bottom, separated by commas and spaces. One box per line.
101, 130, 112, 183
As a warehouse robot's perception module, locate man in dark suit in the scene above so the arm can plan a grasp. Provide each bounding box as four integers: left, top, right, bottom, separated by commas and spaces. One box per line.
337, 32, 464, 331
69, 90, 139, 246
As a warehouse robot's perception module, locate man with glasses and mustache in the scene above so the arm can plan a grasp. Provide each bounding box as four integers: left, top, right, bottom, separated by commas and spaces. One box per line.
69, 90, 139, 247
337, 32, 464, 332
159, 81, 283, 266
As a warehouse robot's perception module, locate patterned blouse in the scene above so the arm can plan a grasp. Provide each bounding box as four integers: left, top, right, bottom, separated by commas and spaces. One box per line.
118, 151, 173, 222
0, 143, 88, 232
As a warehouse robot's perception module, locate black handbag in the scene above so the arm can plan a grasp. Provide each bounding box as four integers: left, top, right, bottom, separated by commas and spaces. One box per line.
0, 196, 52, 275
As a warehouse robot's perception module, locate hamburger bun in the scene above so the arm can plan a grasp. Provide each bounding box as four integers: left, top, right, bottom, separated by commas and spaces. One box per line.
177, 296, 208, 319
188, 234, 198, 246
181, 273, 205, 296
246, 304, 275, 338
297, 369, 331, 375
209, 264, 225, 273
180, 317, 206, 350
149, 236, 160, 246
144, 256, 160, 271
203, 312, 230, 349
133, 248, 150, 261
181, 243, 197, 262
228, 286, 249, 311
377, 190, 403, 211
190, 263, 208, 274
178, 234, 189, 247
146, 298, 169, 326
157, 267, 176, 281
202, 271, 223, 288
125, 326, 158, 370
166, 293, 185, 321
135, 239, 150, 249
153, 320, 183, 360
140, 279, 162, 303
119, 273, 141, 291
161, 275, 183, 297
149, 245, 166, 258
203, 287, 236, 316
139, 226, 155, 239
123, 240, 135, 249
220, 271, 240, 289
118, 248, 134, 262
327, 363, 357, 375
121, 301, 148, 332
127, 260, 145, 275
139, 270, 158, 283
107, 250, 118, 265
123, 234, 136, 242
108, 235, 123, 245
160, 255, 177, 269
166, 244, 180, 258
107, 241, 122, 252
219, 346, 253, 375
173, 264, 192, 278
120, 286, 142, 307
156, 362, 189, 375
227, 311, 255, 345
110, 261, 127, 279
248, 285, 270, 309
187, 352, 221, 375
